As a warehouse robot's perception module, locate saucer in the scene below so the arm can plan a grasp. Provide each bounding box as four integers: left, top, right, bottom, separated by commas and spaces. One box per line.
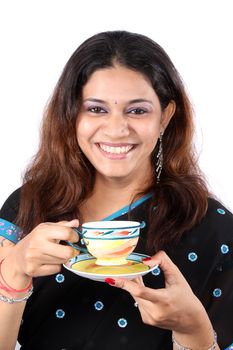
63, 253, 157, 282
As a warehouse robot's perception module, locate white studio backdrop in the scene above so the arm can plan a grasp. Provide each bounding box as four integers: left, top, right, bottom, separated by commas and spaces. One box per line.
0, 0, 233, 215
0, 1, 232, 349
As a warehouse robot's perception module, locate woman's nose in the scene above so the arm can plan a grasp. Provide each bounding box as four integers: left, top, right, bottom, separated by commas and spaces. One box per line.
103, 113, 130, 138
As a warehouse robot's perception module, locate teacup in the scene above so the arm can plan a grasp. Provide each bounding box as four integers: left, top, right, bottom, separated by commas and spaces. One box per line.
71, 221, 142, 266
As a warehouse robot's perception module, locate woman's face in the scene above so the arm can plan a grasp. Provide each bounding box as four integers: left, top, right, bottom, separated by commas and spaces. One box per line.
76, 65, 174, 182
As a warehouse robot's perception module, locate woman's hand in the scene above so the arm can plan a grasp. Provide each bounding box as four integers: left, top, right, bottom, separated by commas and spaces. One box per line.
106, 251, 217, 349
1, 219, 80, 288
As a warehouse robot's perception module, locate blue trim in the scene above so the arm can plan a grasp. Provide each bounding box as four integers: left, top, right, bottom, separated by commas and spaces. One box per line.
102, 193, 153, 221
70, 252, 150, 265
0, 218, 22, 244
225, 343, 233, 349
83, 233, 139, 240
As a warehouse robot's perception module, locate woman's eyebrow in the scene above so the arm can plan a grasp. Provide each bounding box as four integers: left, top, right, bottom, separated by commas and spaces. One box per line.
128, 98, 154, 105
82, 98, 154, 105
83, 98, 106, 103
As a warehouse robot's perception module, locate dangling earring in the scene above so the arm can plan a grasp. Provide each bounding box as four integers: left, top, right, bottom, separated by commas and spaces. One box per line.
156, 132, 163, 183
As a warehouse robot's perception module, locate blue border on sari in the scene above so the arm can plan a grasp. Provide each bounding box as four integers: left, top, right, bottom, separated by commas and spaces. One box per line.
0, 218, 22, 243
102, 193, 153, 221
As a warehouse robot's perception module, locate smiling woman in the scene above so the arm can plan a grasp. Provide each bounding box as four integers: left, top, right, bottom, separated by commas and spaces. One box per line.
0, 30, 232, 350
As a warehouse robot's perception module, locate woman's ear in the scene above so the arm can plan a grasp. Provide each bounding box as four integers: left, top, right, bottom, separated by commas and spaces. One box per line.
160, 100, 176, 133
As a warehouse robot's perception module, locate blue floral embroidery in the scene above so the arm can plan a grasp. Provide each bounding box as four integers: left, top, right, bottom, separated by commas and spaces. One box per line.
224, 343, 233, 350
56, 309, 65, 318
55, 274, 65, 283
0, 218, 22, 243
152, 266, 161, 276
118, 318, 127, 328
188, 252, 198, 262
213, 288, 222, 297
217, 208, 225, 215
221, 244, 229, 254
94, 301, 104, 311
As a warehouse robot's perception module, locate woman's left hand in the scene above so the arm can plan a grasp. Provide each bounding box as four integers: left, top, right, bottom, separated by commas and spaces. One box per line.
105, 250, 216, 348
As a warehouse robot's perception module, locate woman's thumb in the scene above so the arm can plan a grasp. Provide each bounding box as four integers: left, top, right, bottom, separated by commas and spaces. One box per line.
58, 219, 80, 228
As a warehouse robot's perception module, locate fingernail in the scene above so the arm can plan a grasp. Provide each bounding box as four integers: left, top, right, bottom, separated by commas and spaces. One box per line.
142, 257, 152, 262
105, 278, 116, 285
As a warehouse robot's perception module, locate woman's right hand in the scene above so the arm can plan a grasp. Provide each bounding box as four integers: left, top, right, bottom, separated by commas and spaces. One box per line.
1, 219, 80, 288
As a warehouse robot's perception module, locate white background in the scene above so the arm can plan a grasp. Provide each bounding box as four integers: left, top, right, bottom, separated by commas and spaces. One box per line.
0, 0, 233, 214
0, 1, 232, 348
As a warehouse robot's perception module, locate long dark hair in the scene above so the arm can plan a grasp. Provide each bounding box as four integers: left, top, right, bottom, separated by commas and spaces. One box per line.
16, 30, 209, 251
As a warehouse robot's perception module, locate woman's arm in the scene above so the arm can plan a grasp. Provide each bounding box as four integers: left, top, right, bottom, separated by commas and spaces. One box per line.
0, 220, 79, 350
0, 239, 30, 350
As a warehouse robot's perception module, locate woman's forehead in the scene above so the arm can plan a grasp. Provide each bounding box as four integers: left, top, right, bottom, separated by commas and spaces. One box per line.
81, 66, 158, 104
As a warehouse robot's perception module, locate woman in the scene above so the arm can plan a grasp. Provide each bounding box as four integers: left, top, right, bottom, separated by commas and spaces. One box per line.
0, 30, 232, 350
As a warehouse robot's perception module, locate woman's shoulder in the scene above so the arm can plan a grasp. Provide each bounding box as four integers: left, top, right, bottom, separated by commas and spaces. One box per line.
204, 197, 233, 234
0, 187, 21, 223
175, 196, 233, 254
188, 198, 233, 246
207, 196, 232, 215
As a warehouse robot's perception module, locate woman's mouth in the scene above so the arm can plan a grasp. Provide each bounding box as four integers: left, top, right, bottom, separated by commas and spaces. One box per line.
96, 143, 135, 158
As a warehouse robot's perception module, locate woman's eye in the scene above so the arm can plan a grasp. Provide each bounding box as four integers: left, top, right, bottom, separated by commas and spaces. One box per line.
128, 108, 147, 115
88, 106, 106, 113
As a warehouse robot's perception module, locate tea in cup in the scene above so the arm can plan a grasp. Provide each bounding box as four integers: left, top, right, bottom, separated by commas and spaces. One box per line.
72, 221, 142, 266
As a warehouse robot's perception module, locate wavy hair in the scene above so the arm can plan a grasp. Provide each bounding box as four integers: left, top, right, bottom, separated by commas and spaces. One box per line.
16, 30, 209, 250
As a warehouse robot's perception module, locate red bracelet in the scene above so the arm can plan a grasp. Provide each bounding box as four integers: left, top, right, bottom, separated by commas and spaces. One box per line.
0, 259, 32, 293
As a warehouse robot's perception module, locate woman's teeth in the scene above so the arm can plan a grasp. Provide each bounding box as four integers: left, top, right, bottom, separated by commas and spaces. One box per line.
99, 144, 133, 154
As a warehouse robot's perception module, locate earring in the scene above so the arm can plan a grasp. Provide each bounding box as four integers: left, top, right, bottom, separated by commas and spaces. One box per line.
156, 132, 163, 183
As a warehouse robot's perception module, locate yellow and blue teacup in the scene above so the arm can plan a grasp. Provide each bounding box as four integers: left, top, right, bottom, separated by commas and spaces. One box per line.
71, 221, 142, 266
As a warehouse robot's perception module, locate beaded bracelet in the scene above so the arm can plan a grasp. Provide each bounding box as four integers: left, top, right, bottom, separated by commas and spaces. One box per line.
172, 330, 217, 350
0, 259, 33, 295
0, 287, 33, 304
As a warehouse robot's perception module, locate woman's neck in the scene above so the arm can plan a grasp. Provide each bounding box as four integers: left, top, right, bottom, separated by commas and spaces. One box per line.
80, 173, 152, 222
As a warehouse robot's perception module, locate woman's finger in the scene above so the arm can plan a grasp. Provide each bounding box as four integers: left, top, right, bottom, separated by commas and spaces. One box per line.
34, 251, 77, 264
108, 277, 165, 303
133, 276, 145, 286
37, 241, 78, 261
38, 222, 80, 243
59, 219, 80, 230
32, 264, 63, 277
